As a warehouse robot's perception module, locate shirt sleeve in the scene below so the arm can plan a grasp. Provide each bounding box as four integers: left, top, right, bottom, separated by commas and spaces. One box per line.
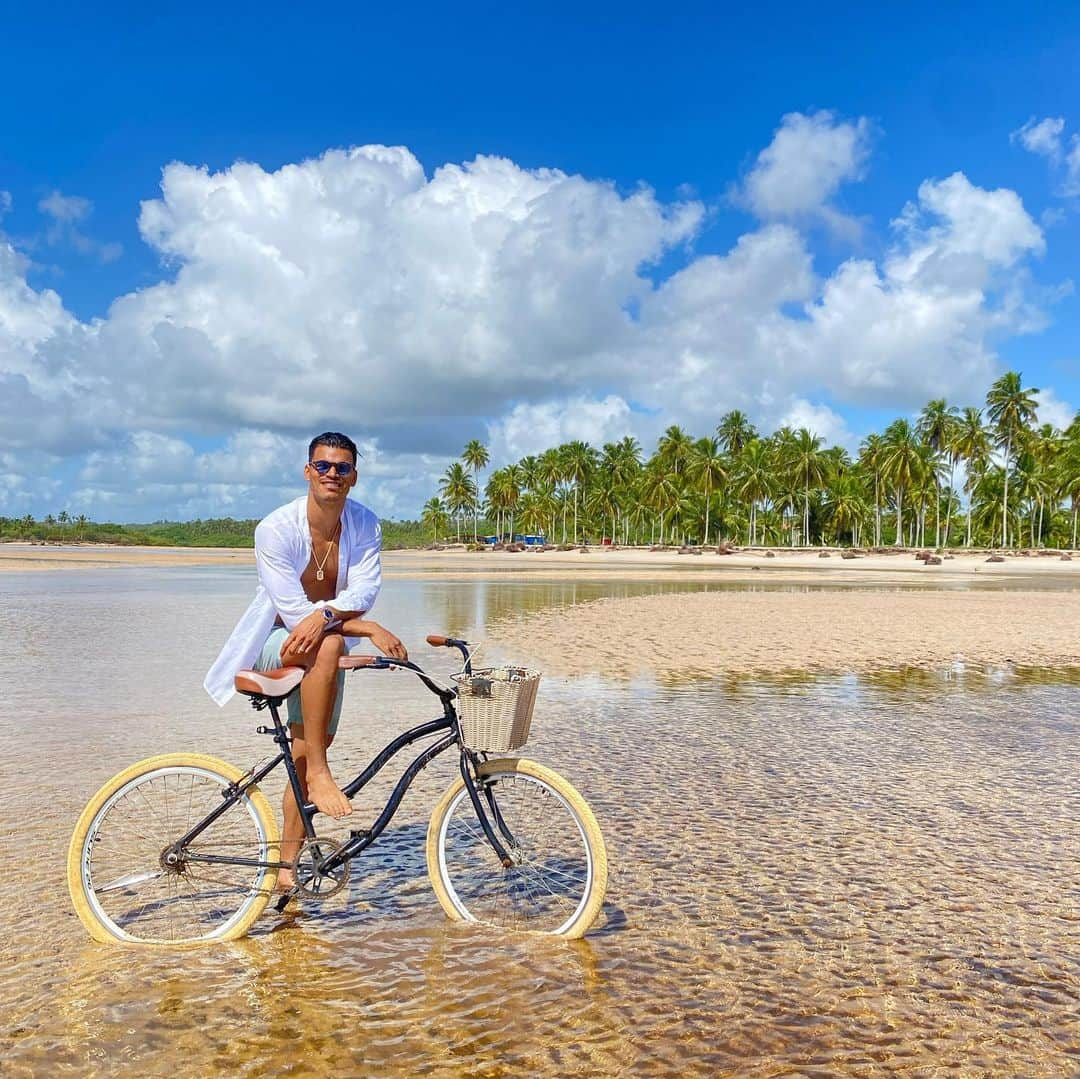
332, 518, 382, 616
254, 517, 321, 630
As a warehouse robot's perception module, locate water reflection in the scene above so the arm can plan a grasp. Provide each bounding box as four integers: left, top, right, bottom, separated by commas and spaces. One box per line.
1, 568, 1076, 1076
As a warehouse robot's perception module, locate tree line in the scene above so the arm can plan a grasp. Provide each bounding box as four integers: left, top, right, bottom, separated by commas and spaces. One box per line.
0, 515, 428, 549
424, 372, 1080, 550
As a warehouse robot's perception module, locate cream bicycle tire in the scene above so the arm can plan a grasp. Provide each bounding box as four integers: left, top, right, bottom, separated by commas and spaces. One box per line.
67, 753, 280, 945
426, 757, 607, 939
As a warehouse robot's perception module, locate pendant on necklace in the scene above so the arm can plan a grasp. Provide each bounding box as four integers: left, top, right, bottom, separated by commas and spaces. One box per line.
316, 569, 325, 581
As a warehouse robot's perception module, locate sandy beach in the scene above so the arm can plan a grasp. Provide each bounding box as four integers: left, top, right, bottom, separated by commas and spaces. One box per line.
5, 540, 1078, 580
491, 588, 1080, 680
4, 542, 1079, 678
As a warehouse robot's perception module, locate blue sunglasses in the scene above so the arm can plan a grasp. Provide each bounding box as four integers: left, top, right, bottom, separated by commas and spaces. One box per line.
309, 460, 355, 477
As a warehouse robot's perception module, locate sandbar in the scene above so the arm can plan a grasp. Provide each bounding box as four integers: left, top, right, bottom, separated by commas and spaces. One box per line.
491, 587, 1080, 680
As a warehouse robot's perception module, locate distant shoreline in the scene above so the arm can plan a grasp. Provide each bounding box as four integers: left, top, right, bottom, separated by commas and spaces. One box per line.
2, 540, 1077, 584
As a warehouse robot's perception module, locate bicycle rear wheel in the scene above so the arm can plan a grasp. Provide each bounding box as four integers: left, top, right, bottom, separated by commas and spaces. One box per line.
67, 753, 280, 945
426, 758, 607, 939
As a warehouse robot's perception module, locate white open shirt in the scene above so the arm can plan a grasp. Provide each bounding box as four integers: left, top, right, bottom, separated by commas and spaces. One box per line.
204, 495, 382, 706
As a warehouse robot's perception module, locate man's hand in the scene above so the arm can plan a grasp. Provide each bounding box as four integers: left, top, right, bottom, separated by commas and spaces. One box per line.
368, 623, 408, 661
283, 610, 328, 659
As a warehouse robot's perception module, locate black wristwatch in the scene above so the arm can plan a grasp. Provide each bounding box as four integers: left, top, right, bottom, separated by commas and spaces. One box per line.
321, 607, 336, 627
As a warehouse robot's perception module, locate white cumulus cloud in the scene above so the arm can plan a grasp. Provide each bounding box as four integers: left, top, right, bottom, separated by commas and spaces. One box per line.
741, 110, 871, 235
487, 395, 634, 462
1012, 115, 1080, 198
0, 133, 1066, 520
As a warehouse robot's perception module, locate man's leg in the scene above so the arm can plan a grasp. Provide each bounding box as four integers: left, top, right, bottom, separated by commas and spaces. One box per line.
277, 729, 334, 890
275, 633, 350, 890
287, 633, 352, 820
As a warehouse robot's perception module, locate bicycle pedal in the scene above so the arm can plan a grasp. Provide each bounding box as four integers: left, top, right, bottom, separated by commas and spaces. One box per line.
273, 889, 298, 913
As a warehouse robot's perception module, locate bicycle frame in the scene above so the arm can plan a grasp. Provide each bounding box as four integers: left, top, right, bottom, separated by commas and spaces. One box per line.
169, 655, 515, 890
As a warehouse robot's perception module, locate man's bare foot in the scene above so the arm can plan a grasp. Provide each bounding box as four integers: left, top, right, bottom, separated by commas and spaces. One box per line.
275, 869, 296, 894
307, 768, 353, 819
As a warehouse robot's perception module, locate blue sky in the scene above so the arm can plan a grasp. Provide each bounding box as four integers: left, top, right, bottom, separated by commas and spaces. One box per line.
2, 3, 1078, 520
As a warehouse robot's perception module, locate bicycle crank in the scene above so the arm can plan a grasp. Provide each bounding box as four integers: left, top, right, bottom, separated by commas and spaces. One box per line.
292, 838, 350, 899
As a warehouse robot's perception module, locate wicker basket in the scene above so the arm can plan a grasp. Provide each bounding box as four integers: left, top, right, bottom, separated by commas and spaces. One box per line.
452, 666, 542, 752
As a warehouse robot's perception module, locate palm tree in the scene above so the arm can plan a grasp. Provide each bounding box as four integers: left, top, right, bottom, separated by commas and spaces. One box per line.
421, 497, 450, 544
562, 440, 598, 544
788, 429, 828, 546
1029, 423, 1063, 545
657, 425, 693, 478
717, 410, 757, 457
689, 437, 727, 547
917, 398, 959, 547
517, 490, 553, 539
641, 465, 680, 544
880, 419, 922, 546
518, 455, 539, 493
951, 407, 991, 547
586, 474, 619, 543
858, 433, 886, 547
985, 371, 1039, 548
736, 439, 773, 545
825, 470, 870, 545
439, 462, 475, 542
461, 440, 490, 541
1058, 432, 1080, 549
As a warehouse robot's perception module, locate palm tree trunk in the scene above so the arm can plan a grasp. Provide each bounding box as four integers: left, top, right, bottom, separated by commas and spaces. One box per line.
895, 488, 903, 547
1001, 433, 1012, 548
874, 474, 881, 546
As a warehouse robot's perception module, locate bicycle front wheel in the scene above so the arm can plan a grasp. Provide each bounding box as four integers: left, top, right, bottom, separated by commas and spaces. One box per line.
67, 753, 280, 945
426, 758, 607, 939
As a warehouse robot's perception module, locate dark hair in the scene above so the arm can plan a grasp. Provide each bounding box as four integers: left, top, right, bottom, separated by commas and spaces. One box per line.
309, 431, 359, 465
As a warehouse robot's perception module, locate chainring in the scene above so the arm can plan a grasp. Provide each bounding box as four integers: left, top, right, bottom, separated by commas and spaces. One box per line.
292, 838, 350, 899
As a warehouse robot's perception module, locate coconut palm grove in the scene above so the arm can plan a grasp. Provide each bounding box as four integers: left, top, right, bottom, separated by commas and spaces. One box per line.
425, 372, 1080, 551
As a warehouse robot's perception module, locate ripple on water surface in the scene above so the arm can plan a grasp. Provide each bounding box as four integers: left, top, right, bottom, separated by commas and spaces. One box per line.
0, 571, 1077, 1076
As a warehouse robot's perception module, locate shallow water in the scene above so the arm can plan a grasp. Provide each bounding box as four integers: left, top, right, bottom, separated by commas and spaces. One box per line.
0, 568, 1077, 1076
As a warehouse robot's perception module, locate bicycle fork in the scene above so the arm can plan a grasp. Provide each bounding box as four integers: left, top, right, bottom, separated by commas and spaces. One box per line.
459, 750, 518, 869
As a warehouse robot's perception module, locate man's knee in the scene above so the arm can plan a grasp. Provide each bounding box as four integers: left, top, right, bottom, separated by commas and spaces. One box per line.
314, 634, 346, 664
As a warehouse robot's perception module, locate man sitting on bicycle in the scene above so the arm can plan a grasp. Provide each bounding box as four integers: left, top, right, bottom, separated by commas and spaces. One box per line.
204, 431, 408, 888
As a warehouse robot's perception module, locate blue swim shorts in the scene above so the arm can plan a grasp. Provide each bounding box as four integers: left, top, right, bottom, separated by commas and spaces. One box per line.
254, 625, 346, 737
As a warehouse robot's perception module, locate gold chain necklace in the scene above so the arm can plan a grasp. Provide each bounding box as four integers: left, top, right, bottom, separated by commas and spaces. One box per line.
312, 522, 340, 581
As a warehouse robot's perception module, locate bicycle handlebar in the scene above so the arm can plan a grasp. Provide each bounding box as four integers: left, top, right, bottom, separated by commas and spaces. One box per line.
338, 632, 474, 701
341, 652, 458, 702
425, 633, 473, 672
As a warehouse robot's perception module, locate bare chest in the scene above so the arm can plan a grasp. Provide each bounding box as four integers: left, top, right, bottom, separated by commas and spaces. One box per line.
300, 544, 338, 601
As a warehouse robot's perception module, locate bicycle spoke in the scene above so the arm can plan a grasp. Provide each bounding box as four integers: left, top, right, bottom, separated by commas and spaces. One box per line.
82, 765, 273, 942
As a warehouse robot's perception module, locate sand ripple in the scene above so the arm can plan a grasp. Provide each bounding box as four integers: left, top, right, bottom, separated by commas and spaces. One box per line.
493, 587, 1080, 679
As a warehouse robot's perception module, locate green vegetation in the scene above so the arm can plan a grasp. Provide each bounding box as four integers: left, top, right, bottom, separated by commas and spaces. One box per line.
0, 514, 429, 550
427, 371, 1080, 549
7, 371, 1078, 552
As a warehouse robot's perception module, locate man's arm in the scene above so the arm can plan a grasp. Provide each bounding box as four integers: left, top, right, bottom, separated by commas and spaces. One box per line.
334, 616, 408, 661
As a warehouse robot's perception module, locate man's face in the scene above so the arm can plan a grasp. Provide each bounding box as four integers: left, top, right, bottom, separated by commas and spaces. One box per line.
305, 445, 358, 502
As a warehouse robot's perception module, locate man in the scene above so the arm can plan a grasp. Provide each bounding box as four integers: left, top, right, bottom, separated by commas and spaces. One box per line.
205, 431, 407, 888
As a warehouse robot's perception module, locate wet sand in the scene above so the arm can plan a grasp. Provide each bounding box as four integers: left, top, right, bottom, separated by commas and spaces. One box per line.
491, 588, 1080, 679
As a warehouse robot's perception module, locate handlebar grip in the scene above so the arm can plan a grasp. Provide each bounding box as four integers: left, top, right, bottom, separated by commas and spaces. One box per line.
338, 655, 384, 669
426, 634, 448, 647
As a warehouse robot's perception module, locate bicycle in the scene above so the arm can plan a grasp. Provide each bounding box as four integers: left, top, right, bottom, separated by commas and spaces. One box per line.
67, 635, 608, 945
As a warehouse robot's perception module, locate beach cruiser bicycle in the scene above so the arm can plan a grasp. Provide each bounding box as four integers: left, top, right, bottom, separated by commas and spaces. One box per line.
67, 635, 607, 945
